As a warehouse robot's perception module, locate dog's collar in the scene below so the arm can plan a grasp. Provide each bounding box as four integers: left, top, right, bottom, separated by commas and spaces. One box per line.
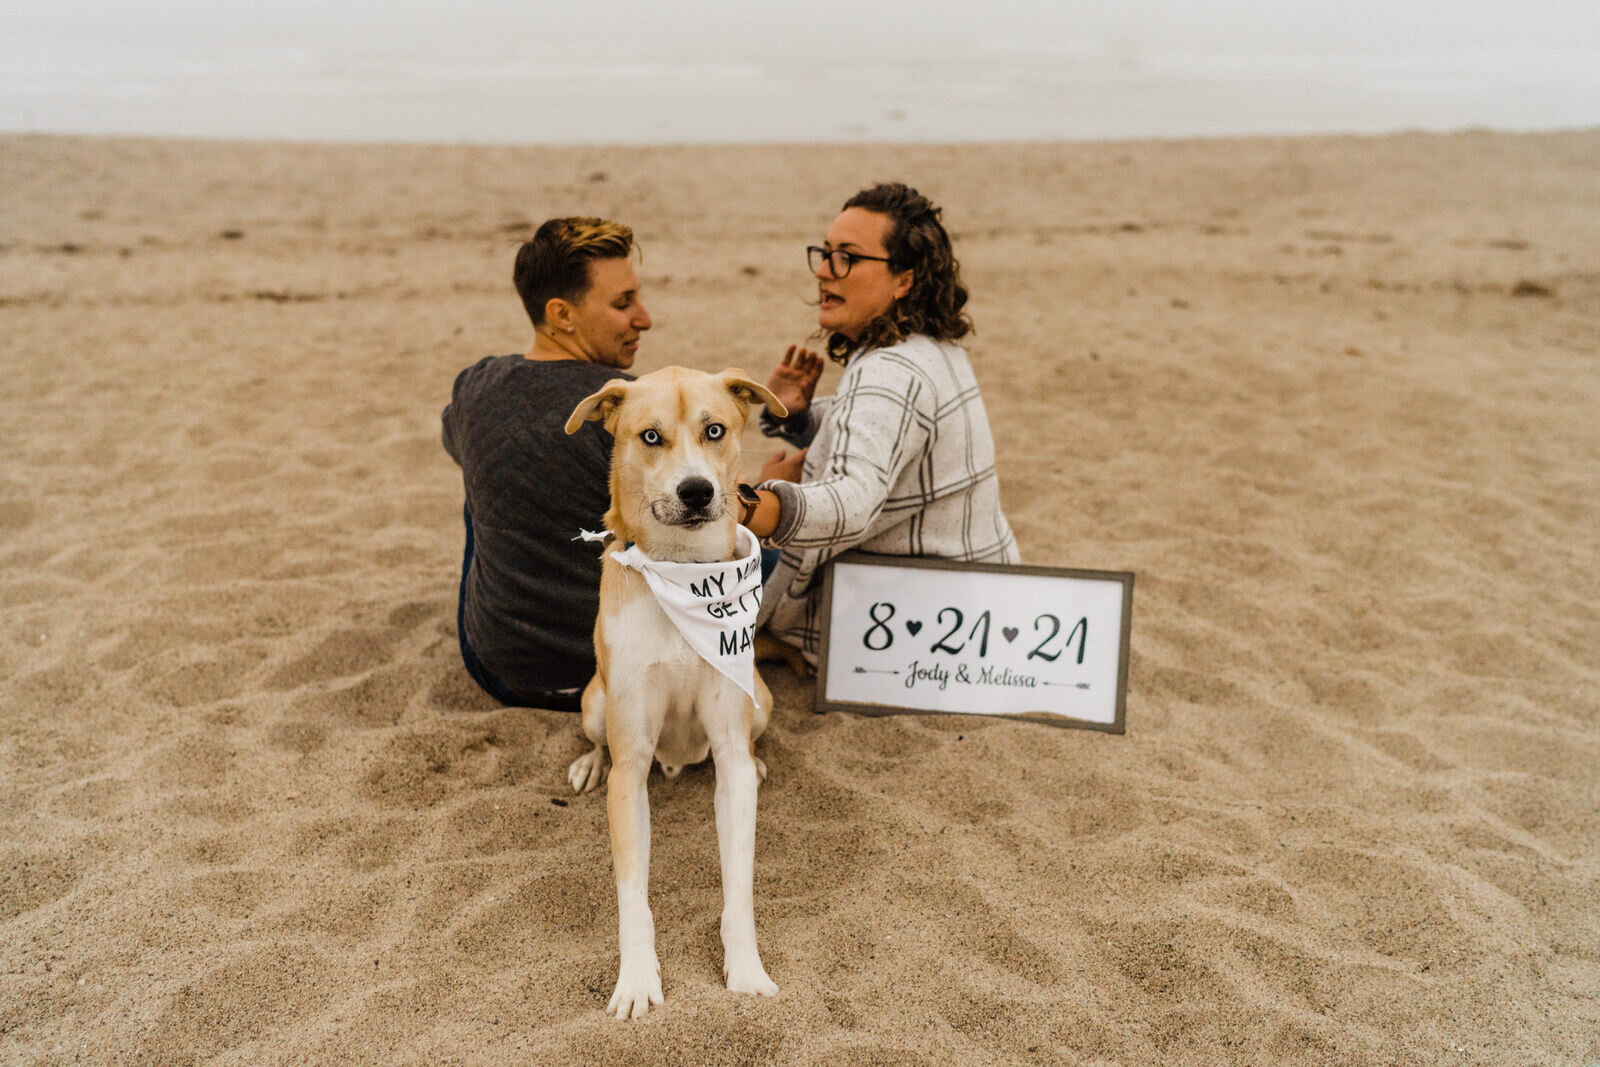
606, 526, 764, 701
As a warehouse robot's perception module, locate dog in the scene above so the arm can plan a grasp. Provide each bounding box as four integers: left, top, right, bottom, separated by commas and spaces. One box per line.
563, 365, 786, 1020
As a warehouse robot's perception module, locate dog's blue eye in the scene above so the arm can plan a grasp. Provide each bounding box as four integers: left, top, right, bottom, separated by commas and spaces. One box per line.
705, 424, 725, 441
641, 429, 662, 446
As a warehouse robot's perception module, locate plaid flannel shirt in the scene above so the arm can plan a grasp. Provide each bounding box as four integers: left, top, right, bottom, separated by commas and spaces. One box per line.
757, 334, 1019, 662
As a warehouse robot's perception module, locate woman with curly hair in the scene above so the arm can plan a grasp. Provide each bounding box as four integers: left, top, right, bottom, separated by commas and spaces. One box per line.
741, 182, 1019, 664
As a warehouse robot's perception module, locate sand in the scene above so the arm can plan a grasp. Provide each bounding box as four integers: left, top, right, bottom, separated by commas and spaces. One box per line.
2, 130, 1597, 1065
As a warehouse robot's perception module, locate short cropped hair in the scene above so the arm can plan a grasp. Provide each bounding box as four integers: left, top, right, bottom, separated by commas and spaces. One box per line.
513, 217, 635, 326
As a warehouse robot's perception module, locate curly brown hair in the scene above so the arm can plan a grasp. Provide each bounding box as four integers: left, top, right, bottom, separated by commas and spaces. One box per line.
824, 183, 972, 363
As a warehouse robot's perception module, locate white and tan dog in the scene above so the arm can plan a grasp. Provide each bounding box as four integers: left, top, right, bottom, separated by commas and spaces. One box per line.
563, 365, 785, 1020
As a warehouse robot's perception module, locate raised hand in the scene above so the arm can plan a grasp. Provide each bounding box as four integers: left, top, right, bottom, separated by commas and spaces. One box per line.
763, 345, 823, 416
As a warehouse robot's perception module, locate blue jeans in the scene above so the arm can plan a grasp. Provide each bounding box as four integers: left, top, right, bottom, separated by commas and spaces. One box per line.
457, 505, 583, 713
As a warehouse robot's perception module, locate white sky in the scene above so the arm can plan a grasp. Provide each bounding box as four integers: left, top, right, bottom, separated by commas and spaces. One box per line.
14, 0, 1600, 57
7, 0, 1600, 141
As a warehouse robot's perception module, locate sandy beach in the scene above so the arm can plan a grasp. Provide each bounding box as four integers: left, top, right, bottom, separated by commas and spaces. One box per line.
2, 130, 1597, 1064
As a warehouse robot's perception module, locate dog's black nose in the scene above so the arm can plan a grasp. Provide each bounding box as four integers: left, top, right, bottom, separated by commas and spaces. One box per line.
677, 477, 716, 511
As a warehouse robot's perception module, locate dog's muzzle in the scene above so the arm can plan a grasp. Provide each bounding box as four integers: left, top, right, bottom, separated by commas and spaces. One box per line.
676, 477, 715, 512
651, 477, 720, 527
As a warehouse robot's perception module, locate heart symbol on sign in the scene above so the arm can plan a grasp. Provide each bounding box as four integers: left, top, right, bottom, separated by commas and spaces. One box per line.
1002, 626, 1019, 643
906, 620, 923, 636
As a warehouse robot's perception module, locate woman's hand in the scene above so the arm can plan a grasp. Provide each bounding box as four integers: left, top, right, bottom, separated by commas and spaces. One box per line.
764, 345, 823, 416
759, 447, 808, 484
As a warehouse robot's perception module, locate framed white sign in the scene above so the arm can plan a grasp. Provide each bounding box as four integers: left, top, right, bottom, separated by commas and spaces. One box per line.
816, 553, 1133, 732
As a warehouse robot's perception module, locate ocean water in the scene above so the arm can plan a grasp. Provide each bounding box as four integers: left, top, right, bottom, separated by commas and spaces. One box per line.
5, 1, 1599, 143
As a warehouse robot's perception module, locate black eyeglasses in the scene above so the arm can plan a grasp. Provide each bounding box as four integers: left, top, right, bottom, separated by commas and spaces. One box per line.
807, 245, 892, 279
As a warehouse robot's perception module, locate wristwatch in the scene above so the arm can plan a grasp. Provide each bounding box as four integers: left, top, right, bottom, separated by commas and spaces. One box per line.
736, 482, 761, 525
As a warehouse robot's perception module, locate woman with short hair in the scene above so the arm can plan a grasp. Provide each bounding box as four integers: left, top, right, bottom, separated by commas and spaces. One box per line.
443, 216, 652, 710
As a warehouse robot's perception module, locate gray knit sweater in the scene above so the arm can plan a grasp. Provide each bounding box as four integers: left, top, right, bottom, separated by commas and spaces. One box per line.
442, 356, 628, 691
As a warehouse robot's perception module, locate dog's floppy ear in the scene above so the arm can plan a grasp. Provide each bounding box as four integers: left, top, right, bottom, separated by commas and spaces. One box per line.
564, 379, 630, 434
719, 369, 787, 419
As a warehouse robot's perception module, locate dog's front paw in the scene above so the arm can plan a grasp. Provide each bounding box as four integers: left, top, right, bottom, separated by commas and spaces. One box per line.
607, 956, 663, 1020
724, 955, 778, 998
568, 747, 608, 794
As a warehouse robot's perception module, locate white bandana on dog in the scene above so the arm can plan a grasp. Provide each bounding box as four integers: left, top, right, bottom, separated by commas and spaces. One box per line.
587, 526, 764, 702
